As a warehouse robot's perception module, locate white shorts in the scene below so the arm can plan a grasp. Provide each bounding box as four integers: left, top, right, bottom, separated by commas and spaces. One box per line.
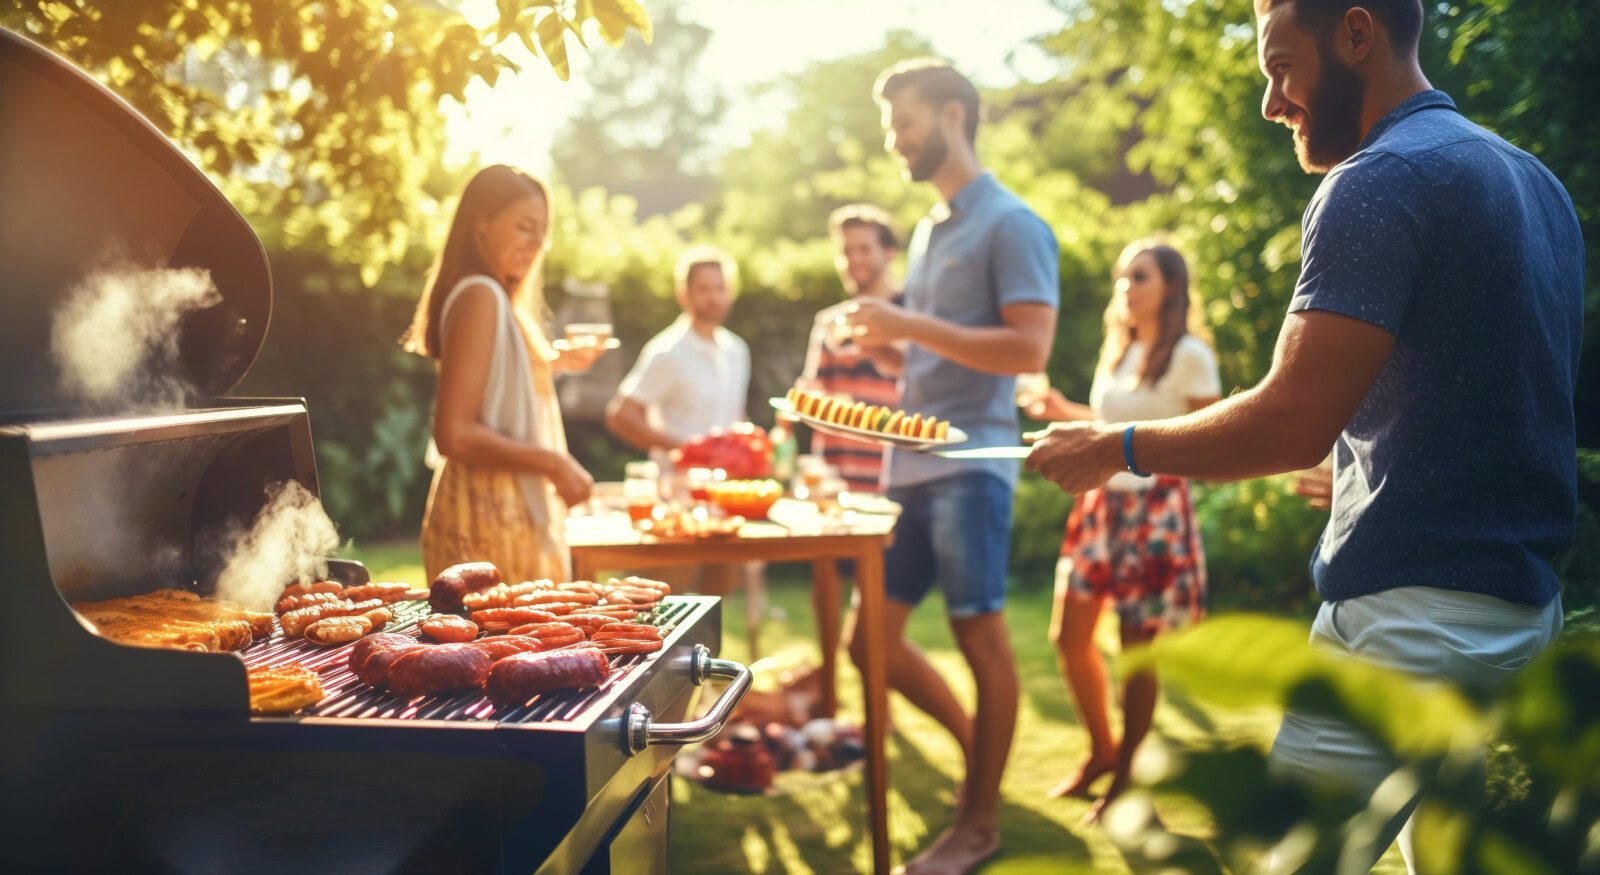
1269, 585, 1562, 873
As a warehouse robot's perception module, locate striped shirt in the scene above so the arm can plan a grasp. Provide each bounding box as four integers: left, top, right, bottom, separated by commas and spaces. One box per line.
801, 298, 902, 492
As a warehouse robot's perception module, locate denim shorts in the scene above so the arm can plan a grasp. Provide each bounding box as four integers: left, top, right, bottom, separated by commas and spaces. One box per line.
884, 472, 1013, 617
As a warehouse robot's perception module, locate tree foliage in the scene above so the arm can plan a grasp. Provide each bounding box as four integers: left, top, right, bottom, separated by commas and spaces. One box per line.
2, 0, 651, 284
550, 0, 725, 209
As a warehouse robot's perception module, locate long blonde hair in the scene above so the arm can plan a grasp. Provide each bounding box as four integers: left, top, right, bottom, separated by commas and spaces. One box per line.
402, 164, 554, 360
1095, 238, 1203, 387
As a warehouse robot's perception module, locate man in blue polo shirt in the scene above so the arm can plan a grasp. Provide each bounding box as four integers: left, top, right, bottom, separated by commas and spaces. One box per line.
1027, 1, 1581, 871
843, 59, 1059, 875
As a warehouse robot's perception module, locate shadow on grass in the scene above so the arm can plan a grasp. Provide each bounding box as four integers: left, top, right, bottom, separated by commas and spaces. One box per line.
671, 717, 1094, 874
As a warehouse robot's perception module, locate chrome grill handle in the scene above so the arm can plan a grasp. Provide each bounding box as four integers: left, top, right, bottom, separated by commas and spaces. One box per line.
625, 644, 751, 756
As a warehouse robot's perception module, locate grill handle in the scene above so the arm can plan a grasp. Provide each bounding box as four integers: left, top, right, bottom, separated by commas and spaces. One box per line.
625, 644, 751, 755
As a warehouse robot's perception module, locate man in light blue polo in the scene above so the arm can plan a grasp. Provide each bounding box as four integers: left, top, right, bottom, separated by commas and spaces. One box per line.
843, 58, 1059, 875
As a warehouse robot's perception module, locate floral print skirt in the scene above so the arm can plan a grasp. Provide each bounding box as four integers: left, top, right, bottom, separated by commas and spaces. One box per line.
1058, 476, 1206, 636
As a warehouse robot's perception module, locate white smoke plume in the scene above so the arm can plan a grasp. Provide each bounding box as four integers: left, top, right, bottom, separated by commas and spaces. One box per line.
50, 264, 221, 410
214, 481, 341, 612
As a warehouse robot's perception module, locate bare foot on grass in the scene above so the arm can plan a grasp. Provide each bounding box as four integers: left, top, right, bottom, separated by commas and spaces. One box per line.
894, 822, 1000, 875
1046, 751, 1118, 799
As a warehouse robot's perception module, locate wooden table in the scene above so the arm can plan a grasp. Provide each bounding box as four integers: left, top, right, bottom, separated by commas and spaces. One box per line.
567, 498, 898, 874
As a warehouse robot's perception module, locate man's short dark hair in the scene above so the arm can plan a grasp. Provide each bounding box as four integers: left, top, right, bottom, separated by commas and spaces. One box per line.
1263, 0, 1424, 57
829, 203, 900, 251
873, 58, 980, 146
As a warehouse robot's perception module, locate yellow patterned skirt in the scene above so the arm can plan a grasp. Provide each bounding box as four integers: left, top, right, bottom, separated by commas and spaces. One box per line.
420, 458, 568, 585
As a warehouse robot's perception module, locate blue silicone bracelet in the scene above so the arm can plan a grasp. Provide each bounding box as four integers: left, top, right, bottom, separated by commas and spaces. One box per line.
1123, 425, 1151, 478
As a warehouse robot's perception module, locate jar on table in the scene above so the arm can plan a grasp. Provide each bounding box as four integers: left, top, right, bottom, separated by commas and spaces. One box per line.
624, 460, 661, 524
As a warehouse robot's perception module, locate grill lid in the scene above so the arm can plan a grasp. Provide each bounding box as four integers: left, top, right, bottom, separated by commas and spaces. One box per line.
0, 28, 271, 415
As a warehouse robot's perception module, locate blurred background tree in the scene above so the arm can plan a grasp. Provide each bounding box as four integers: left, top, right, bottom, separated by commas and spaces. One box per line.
551, 0, 724, 216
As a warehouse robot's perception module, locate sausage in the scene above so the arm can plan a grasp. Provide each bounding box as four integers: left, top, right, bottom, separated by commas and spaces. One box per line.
428, 562, 502, 612
362, 606, 392, 631
280, 598, 383, 637
590, 622, 665, 655
471, 606, 558, 631
280, 580, 344, 599
556, 580, 606, 597
562, 613, 620, 637
591, 623, 664, 642
305, 614, 373, 645
384, 644, 493, 698
276, 591, 343, 614
594, 638, 664, 655
584, 605, 645, 621
348, 633, 422, 685
484, 648, 611, 706
343, 582, 415, 604
505, 622, 585, 649
516, 590, 600, 607
611, 576, 671, 594
470, 636, 545, 660
420, 614, 479, 643
462, 585, 513, 612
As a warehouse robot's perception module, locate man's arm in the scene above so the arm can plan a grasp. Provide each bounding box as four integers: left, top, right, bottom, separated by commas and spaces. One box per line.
850, 298, 1056, 375
1025, 310, 1394, 491
604, 395, 681, 452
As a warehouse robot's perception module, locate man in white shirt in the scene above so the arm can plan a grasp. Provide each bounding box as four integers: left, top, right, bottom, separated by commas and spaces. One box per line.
605, 246, 753, 598
606, 246, 751, 453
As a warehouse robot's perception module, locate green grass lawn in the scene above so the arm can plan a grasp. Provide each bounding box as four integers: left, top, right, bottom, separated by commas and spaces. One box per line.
347, 540, 1404, 874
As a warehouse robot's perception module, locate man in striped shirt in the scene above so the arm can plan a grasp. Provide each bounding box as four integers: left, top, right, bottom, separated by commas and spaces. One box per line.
798, 204, 903, 493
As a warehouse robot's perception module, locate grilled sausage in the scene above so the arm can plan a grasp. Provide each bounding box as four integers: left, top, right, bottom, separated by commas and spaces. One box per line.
385, 644, 493, 698
590, 623, 663, 642
471, 606, 558, 631
517, 590, 600, 607
428, 562, 502, 612
484, 648, 611, 706
470, 636, 545, 660
504, 622, 585, 649
304, 614, 373, 645
343, 582, 415, 604
362, 606, 392, 631
281, 598, 383, 637
348, 633, 422, 685
555, 580, 606, 597
562, 613, 620, 637
280, 580, 345, 599
276, 591, 343, 615
420, 614, 479, 643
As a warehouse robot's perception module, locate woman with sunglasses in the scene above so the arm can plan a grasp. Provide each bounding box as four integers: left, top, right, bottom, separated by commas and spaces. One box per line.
1024, 239, 1221, 821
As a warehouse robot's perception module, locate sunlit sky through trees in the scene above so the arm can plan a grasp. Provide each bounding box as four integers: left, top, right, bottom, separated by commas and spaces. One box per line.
444, 0, 1063, 174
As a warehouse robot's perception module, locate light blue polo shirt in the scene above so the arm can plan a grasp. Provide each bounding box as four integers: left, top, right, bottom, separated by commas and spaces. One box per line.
888, 172, 1060, 489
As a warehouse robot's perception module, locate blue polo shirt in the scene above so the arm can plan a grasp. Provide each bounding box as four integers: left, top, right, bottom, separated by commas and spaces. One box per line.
1290, 90, 1583, 607
888, 172, 1060, 489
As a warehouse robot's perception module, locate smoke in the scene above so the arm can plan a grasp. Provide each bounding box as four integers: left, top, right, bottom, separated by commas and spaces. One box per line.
50, 264, 221, 410
214, 481, 341, 612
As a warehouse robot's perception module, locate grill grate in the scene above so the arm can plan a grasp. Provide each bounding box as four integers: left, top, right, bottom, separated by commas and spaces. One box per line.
244, 598, 700, 724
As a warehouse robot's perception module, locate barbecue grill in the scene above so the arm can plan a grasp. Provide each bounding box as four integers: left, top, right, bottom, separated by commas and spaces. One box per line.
0, 27, 747, 873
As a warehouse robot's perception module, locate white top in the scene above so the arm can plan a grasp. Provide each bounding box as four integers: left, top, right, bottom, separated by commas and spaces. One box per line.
1090, 334, 1221, 490
617, 315, 751, 447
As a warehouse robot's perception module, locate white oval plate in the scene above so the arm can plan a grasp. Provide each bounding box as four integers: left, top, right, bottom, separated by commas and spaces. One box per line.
770, 397, 967, 451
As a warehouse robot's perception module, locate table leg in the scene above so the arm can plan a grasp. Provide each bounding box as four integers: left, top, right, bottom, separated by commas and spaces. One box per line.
571, 553, 593, 584
855, 544, 891, 874
809, 558, 841, 719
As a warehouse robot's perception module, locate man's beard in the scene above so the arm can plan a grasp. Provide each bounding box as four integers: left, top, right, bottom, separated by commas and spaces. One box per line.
908, 126, 949, 182
1295, 51, 1366, 173
848, 265, 885, 296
